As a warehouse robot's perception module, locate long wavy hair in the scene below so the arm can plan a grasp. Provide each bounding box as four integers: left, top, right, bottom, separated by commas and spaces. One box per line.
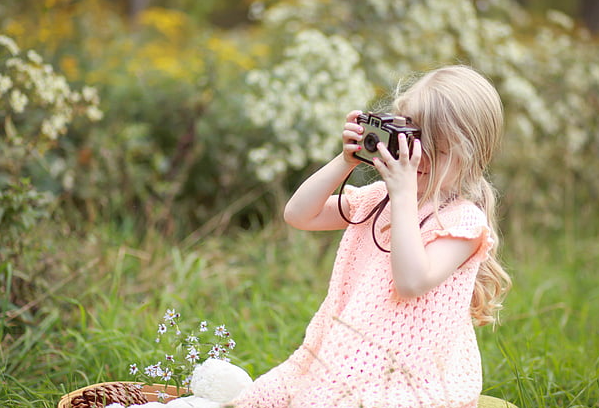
392, 65, 511, 326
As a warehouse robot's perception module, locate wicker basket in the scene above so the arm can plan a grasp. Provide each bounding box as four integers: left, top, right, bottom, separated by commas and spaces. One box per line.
57, 381, 186, 408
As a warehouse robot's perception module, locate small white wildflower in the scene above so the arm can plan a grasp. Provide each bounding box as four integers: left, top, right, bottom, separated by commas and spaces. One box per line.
9, 89, 28, 113
225, 339, 236, 350
86, 105, 104, 122
207, 346, 220, 359
5, 57, 21, 69
82, 85, 99, 103
0, 75, 13, 95
155, 366, 164, 378
129, 363, 139, 375
62, 170, 73, 191
156, 391, 168, 402
186, 334, 199, 343
157, 323, 167, 335
163, 309, 178, 322
0, 35, 19, 55
547, 9, 574, 30
182, 375, 192, 388
199, 321, 208, 332
144, 362, 162, 378
41, 119, 59, 140
214, 325, 228, 337
69, 91, 81, 103
27, 50, 43, 64
186, 347, 200, 363
161, 368, 173, 382
165, 354, 174, 362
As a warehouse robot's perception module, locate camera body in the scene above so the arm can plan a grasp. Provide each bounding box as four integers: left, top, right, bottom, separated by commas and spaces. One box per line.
354, 112, 421, 165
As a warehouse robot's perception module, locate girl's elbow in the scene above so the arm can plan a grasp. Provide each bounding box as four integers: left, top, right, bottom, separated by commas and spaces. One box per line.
395, 285, 424, 299
283, 205, 304, 229
283, 205, 295, 226
394, 279, 430, 298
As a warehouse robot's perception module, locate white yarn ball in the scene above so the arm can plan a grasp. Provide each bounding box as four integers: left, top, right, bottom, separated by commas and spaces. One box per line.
190, 359, 253, 403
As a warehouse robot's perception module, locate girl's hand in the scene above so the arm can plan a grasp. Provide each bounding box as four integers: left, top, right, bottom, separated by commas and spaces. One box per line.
341, 110, 364, 165
373, 133, 422, 199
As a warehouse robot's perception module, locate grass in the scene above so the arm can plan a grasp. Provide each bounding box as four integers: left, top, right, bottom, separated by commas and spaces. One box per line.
1, 220, 598, 408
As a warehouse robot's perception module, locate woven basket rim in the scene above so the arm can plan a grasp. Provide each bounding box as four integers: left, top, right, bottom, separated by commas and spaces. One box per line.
57, 381, 186, 408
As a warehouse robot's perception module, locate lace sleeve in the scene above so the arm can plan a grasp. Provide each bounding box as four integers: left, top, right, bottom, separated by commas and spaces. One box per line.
421, 202, 494, 265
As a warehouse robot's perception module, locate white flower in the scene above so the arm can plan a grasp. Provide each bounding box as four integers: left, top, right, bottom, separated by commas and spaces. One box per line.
69, 91, 81, 103
41, 119, 59, 140
156, 391, 169, 401
199, 321, 208, 332
225, 339, 236, 350
182, 375, 192, 388
129, 363, 139, 375
0, 75, 13, 95
207, 346, 220, 359
9, 89, 28, 113
165, 354, 174, 362
157, 323, 167, 335
186, 347, 200, 363
27, 50, 43, 65
163, 309, 178, 322
144, 362, 162, 378
0, 35, 19, 55
547, 9, 574, 30
214, 325, 228, 337
186, 334, 199, 343
82, 85, 99, 103
161, 368, 173, 382
86, 105, 104, 122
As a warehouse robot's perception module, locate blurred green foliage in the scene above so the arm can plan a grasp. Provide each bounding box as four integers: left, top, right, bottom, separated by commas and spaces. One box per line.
1, 0, 597, 240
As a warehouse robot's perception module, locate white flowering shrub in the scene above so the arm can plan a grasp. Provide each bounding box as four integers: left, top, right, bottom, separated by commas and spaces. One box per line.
0, 35, 104, 319
243, 0, 599, 234
3, 2, 597, 236
0, 35, 102, 157
244, 29, 374, 181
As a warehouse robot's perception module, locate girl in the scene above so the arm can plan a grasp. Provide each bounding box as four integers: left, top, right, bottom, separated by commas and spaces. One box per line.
230, 65, 511, 408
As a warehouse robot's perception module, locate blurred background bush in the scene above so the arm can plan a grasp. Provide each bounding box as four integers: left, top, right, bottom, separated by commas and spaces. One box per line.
1, 0, 598, 359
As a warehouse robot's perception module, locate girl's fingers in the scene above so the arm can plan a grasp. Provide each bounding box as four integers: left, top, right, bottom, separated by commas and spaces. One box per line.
344, 142, 362, 153
346, 110, 363, 122
376, 141, 394, 162
410, 138, 422, 164
397, 133, 411, 162
372, 156, 386, 174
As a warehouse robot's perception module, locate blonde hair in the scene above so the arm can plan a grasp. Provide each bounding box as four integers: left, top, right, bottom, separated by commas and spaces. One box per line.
392, 65, 511, 326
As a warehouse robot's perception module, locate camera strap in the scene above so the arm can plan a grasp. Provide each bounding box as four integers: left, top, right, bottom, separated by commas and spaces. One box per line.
336, 171, 392, 253
336, 170, 452, 253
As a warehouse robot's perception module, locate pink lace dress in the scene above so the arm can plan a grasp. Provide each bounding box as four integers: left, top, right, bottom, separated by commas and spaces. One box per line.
230, 181, 493, 408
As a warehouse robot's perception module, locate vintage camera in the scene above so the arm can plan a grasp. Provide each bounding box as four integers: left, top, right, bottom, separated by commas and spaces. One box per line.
354, 112, 421, 165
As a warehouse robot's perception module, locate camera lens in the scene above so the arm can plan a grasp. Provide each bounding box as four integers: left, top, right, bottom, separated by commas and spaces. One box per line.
363, 133, 380, 153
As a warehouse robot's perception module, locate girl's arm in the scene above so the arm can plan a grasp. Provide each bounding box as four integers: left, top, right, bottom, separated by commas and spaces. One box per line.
284, 111, 364, 231
373, 135, 480, 298
389, 198, 480, 298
